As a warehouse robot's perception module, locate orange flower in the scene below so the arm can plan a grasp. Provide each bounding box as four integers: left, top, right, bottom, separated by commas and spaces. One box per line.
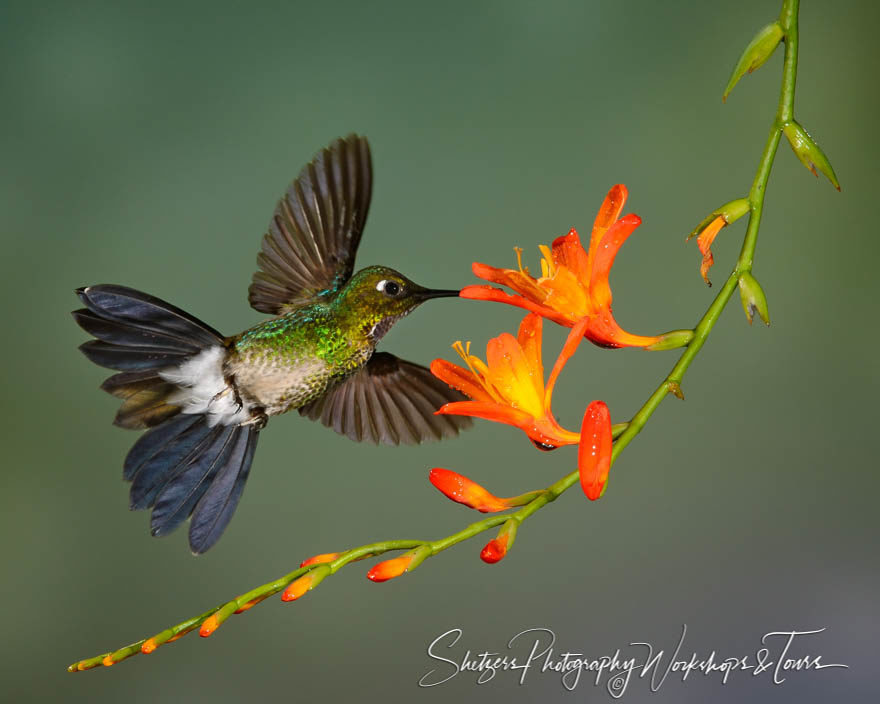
695, 215, 725, 286
430, 313, 585, 449
578, 400, 613, 500
460, 185, 662, 349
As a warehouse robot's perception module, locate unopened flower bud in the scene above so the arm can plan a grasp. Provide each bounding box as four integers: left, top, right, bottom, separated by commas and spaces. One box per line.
367, 545, 431, 583
578, 400, 613, 500
480, 519, 518, 564
282, 564, 330, 602
783, 121, 841, 191
738, 272, 770, 326
723, 22, 785, 102
299, 552, 341, 568
646, 329, 694, 351
429, 468, 519, 512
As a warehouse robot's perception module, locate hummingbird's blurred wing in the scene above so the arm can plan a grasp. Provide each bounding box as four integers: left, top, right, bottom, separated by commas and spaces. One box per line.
298, 352, 473, 445
248, 134, 373, 313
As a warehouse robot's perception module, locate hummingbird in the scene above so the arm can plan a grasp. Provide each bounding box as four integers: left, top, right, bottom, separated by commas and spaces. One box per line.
73, 134, 471, 554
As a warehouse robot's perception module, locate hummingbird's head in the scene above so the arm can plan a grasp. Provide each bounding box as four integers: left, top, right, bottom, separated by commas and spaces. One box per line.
336, 265, 459, 342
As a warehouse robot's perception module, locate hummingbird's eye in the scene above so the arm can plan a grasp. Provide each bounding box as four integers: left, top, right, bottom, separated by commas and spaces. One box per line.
377, 279, 401, 297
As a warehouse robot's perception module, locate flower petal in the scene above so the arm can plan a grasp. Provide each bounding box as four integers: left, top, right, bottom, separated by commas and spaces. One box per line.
516, 314, 544, 388
540, 265, 590, 319
589, 213, 641, 310
459, 285, 576, 327
436, 401, 574, 447
696, 215, 726, 285
429, 358, 494, 402
585, 312, 662, 349
471, 261, 547, 302
486, 333, 544, 418
544, 317, 589, 414
435, 400, 535, 426
586, 184, 629, 276
578, 400, 613, 500
550, 228, 590, 282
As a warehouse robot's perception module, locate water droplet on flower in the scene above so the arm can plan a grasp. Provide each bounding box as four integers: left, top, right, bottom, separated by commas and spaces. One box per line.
531, 440, 558, 452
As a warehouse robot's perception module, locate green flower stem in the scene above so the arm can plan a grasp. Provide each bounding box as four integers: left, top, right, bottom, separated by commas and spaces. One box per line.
68, 0, 808, 674
739, 0, 799, 273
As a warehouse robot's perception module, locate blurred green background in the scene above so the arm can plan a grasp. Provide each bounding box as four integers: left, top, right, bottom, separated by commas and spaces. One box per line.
2, 0, 877, 701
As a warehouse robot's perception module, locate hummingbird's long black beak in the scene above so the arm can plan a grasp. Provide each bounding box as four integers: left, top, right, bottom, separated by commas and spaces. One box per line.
417, 288, 461, 301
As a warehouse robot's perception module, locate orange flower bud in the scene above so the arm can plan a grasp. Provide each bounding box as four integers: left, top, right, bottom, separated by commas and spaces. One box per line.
282, 565, 330, 601
199, 615, 219, 638
480, 535, 509, 564
480, 519, 517, 564
578, 401, 613, 500
366, 556, 411, 583
429, 468, 511, 512
282, 576, 311, 601
299, 552, 342, 568
367, 546, 430, 582
234, 595, 269, 614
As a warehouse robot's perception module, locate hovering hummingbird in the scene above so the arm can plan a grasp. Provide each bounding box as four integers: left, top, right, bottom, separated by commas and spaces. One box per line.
73, 134, 471, 554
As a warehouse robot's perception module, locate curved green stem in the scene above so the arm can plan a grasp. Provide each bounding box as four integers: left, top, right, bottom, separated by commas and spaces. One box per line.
68, 0, 806, 673
739, 0, 799, 273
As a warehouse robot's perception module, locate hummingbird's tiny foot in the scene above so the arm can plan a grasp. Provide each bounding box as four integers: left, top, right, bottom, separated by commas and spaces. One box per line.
210, 386, 243, 413
244, 407, 268, 431
211, 387, 231, 402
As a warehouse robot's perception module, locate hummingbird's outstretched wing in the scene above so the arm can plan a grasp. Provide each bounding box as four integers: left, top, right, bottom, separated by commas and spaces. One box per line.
248, 134, 373, 313
298, 352, 473, 445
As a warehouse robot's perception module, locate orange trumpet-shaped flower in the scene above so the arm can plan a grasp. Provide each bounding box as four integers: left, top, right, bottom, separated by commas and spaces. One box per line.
429, 468, 512, 512
578, 400, 613, 500
430, 313, 585, 449
460, 185, 662, 349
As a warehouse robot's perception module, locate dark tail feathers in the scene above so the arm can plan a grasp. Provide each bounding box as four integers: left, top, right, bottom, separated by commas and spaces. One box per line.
73, 285, 259, 553
73, 284, 224, 429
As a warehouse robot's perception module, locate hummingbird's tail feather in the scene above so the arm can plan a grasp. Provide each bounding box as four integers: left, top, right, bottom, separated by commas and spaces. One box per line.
72, 284, 226, 429
123, 414, 259, 553
74, 285, 260, 552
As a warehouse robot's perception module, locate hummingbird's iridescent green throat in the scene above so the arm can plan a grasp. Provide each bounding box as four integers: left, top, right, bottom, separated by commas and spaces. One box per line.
72, 135, 471, 554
